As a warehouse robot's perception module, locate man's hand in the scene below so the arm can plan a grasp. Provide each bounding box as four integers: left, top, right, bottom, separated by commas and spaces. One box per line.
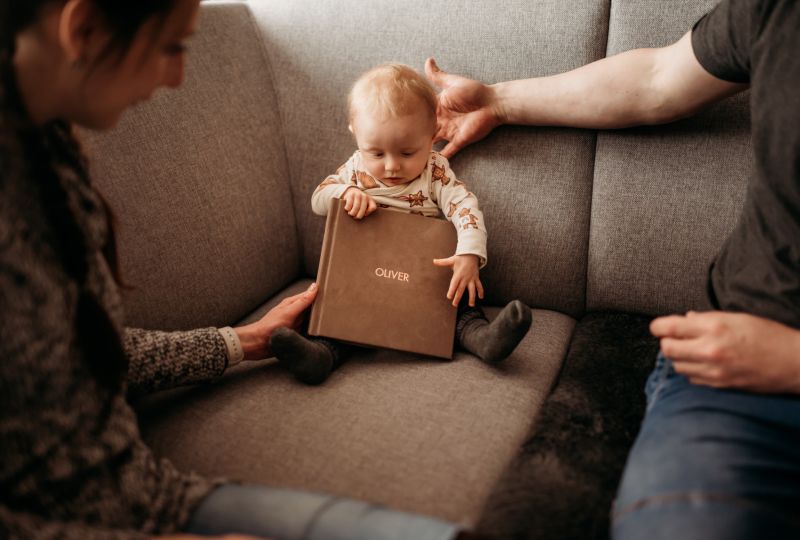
433, 254, 484, 307
342, 187, 377, 219
234, 283, 318, 360
651, 310, 800, 393
425, 58, 502, 159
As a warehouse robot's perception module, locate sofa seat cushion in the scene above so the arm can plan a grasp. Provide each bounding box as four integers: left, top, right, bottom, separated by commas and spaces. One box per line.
136, 280, 575, 526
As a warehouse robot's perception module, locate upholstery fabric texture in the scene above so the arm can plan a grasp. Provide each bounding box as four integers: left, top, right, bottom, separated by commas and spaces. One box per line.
136, 281, 575, 526
82, 3, 299, 330
588, 0, 751, 314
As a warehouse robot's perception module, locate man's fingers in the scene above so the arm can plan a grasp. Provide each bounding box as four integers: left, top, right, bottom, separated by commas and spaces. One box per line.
440, 140, 463, 160
659, 337, 707, 362
650, 315, 704, 339
425, 57, 456, 90
672, 360, 715, 379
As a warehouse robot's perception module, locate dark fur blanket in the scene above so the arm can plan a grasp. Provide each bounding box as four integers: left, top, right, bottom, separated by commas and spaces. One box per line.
476, 312, 659, 540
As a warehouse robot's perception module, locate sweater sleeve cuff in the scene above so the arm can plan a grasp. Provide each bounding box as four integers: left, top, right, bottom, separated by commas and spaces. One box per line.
218, 327, 244, 367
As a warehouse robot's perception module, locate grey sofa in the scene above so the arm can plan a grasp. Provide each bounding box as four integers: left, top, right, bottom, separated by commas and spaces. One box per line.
82, 0, 751, 537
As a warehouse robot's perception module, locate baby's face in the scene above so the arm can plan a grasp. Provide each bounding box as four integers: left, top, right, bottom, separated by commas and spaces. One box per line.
351, 108, 435, 186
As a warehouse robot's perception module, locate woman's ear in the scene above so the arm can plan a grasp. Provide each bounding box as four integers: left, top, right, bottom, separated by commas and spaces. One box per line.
57, 0, 106, 65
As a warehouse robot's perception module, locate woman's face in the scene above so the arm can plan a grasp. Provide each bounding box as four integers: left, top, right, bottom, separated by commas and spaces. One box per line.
74, 0, 200, 129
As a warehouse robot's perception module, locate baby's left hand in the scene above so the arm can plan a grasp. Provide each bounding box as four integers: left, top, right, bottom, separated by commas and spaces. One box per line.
433, 254, 484, 307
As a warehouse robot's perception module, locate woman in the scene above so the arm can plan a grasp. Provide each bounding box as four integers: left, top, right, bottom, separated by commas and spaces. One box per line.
0, 1, 467, 538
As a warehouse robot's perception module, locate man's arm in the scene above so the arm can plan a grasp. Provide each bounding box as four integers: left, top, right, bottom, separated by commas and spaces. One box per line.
427, 32, 748, 157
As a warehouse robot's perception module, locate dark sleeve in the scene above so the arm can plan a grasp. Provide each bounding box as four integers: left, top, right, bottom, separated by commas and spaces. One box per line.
0, 505, 148, 540
690, 0, 764, 83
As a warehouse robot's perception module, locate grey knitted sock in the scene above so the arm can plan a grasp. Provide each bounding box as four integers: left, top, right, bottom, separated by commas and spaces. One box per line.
458, 300, 532, 363
270, 327, 336, 385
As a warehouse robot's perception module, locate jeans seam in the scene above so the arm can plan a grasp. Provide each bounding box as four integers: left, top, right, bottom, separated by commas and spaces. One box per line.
613, 490, 800, 527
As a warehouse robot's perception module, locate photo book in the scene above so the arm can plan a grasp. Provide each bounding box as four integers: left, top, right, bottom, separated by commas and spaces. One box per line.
309, 198, 458, 359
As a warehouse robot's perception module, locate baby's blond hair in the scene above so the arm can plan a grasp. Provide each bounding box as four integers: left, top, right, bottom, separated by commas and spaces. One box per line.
348, 63, 437, 129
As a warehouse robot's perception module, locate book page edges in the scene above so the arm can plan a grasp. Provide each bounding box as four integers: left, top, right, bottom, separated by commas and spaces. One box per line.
308, 199, 340, 335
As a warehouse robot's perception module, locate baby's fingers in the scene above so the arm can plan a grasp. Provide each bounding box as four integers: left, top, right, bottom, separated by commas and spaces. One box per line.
467, 282, 476, 307
365, 197, 378, 216
452, 279, 467, 307
349, 195, 364, 218
477, 278, 485, 300
446, 275, 458, 301
356, 195, 372, 219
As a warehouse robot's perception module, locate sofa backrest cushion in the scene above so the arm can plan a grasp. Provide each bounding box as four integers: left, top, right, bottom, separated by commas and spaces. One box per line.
249, 0, 612, 318
82, 3, 299, 330
587, 0, 752, 315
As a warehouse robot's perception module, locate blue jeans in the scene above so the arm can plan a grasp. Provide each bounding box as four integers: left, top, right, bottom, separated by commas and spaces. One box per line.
612, 353, 800, 539
185, 484, 460, 540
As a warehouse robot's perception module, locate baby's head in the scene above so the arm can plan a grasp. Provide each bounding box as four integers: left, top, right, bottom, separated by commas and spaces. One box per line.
348, 63, 437, 186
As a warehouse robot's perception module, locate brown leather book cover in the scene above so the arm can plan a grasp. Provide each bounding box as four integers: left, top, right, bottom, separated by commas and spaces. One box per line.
309, 198, 458, 359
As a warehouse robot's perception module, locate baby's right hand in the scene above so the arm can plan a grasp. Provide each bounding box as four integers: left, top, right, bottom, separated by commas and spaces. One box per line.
342, 187, 377, 219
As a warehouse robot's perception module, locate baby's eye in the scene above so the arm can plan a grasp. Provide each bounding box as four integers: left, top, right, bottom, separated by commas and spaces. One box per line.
372, 152, 384, 158
401, 152, 415, 157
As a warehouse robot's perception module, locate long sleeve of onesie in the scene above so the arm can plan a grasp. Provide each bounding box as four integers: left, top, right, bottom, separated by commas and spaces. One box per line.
428, 153, 488, 267
311, 153, 360, 216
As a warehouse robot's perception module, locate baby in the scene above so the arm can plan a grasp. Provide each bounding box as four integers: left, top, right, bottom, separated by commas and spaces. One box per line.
270, 63, 532, 384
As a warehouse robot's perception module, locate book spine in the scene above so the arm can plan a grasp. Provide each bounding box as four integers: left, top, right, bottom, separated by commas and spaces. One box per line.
308, 198, 341, 335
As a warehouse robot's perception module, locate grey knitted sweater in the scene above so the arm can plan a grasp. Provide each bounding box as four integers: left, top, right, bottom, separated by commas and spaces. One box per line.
1, 89, 229, 538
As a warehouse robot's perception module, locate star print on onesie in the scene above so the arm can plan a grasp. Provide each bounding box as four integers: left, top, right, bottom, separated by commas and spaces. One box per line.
397, 191, 428, 208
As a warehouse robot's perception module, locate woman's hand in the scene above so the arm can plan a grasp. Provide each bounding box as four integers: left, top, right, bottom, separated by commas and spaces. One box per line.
234, 283, 318, 360
651, 310, 800, 393
342, 187, 377, 219
425, 58, 503, 159
433, 254, 484, 307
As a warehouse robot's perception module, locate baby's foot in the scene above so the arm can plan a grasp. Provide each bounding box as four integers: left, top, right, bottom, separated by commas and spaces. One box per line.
459, 300, 532, 363
270, 327, 334, 384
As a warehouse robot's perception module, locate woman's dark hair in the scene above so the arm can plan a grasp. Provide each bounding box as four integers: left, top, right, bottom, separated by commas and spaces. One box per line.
2, 1, 181, 59
0, 0, 181, 386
